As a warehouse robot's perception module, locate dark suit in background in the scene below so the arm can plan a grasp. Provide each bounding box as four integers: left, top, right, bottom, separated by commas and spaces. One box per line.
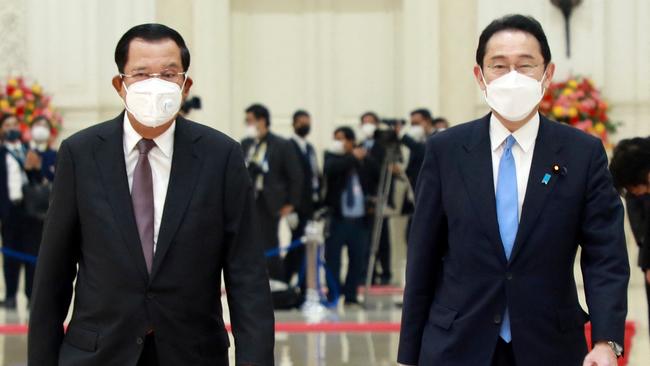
401, 134, 426, 190
29, 114, 275, 366
283, 137, 321, 285
242, 132, 302, 280
360, 138, 392, 284
323, 151, 379, 302
398, 114, 629, 366
624, 193, 650, 335
0, 144, 43, 303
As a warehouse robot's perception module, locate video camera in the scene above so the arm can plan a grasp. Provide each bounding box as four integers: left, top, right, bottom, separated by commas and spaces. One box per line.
374, 118, 406, 149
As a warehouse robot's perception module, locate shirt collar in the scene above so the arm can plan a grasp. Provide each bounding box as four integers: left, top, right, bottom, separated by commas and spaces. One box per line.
489, 112, 540, 153
123, 114, 175, 158
292, 134, 308, 149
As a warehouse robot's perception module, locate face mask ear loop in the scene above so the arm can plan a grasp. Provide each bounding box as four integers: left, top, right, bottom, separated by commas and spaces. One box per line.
480, 67, 489, 98
540, 68, 548, 95
121, 81, 136, 117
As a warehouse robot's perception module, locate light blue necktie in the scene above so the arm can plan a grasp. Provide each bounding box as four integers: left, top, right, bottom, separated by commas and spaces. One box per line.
496, 135, 518, 343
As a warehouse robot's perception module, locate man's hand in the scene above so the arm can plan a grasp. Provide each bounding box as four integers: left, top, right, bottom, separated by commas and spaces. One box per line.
583, 342, 617, 366
646, 269, 650, 284
279, 204, 294, 217
352, 147, 367, 161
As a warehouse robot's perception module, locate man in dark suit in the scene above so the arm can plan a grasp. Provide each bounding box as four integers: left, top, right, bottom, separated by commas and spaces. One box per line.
401, 108, 434, 190
359, 111, 392, 285
609, 137, 650, 341
241, 103, 302, 281
398, 15, 628, 366
323, 126, 380, 304
283, 110, 321, 287
28, 24, 274, 366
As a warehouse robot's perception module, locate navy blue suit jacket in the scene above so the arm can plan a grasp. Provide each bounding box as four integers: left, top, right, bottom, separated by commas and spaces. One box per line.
398, 113, 629, 366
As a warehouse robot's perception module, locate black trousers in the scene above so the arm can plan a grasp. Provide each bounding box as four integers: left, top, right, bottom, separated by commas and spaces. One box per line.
492, 339, 516, 366
1, 202, 41, 300
137, 334, 159, 366
645, 271, 650, 341
255, 197, 284, 281
372, 219, 391, 283
324, 217, 369, 302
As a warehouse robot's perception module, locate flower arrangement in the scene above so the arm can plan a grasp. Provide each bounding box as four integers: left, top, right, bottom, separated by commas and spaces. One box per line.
0, 76, 63, 138
539, 76, 618, 145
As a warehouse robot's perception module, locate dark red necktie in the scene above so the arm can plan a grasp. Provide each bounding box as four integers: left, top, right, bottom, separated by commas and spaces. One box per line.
132, 139, 156, 274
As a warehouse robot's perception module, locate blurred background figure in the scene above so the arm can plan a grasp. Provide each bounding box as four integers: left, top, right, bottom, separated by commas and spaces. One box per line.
432, 116, 449, 133
284, 110, 321, 290
610, 136, 650, 340
241, 103, 302, 281
0, 113, 56, 310
323, 127, 378, 305
358, 112, 392, 285
179, 95, 202, 117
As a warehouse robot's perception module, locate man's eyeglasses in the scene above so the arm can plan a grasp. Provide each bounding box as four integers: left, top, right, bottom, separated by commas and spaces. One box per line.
485, 64, 541, 77
120, 71, 187, 84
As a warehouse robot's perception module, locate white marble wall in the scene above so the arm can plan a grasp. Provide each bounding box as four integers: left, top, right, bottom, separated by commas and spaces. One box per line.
0, 0, 648, 146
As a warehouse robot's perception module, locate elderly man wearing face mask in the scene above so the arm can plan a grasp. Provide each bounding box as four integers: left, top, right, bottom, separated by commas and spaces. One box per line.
29, 24, 274, 366
399, 14, 628, 366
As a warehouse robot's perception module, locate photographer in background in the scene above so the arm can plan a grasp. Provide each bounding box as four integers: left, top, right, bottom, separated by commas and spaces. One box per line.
323, 126, 379, 304
359, 112, 393, 285
609, 137, 650, 339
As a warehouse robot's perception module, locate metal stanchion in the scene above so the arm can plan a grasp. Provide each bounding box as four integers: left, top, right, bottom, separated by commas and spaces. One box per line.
301, 218, 328, 321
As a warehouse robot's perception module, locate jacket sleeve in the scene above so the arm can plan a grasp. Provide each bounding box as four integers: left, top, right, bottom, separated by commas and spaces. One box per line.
28, 141, 80, 366
323, 153, 355, 177
282, 140, 303, 209
579, 139, 630, 347
222, 143, 275, 366
397, 137, 446, 365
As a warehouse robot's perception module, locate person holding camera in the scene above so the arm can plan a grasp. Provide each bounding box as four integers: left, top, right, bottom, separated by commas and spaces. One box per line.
323, 126, 380, 305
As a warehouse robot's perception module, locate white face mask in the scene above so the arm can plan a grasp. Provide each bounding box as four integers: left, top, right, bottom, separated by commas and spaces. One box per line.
361, 123, 377, 139
406, 125, 426, 141
245, 124, 259, 139
123, 77, 184, 127
31, 125, 51, 143
328, 140, 345, 155
482, 69, 546, 122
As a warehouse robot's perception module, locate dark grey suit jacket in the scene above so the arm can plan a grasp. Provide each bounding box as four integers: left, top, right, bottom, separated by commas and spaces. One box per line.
241, 132, 302, 216
28, 113, 275, 366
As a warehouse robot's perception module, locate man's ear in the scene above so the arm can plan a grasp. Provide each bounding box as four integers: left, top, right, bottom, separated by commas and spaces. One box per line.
182, 76, 193, 99
112, 75, 126, 99
542, 63, 555, 90
473, 65, 487, 92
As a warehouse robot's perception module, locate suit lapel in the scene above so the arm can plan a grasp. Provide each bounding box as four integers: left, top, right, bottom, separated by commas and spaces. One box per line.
459, 114, 507, 265
509, 116, 563, 263
150, 116, 202, 280
93, 113, 149, 282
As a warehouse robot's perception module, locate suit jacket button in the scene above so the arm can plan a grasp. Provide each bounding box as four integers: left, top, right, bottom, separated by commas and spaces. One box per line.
494, 314, 502, 324
136, 337, 144, 345
506, 273, 513, 280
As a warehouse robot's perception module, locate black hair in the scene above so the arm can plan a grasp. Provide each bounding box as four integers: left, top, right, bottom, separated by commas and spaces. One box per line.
360, 111, 380, 124
115, 23, 191, 73
334, 126, 356, 142
246, 103, 271, 127
432, 117, 448, 125
292, 110, 310, 125
31, 115, 53, 129
476, 14, 551, 68
410, 108, 432, 121
610, 137, 650, 193
0, 114, 16, 128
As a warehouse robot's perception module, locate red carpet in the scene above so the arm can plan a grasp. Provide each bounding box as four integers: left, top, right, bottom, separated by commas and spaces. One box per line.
1, 320, 636, 365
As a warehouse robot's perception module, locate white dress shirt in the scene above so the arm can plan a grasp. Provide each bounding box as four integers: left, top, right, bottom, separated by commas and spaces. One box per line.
123, 114, 175, 252
5, 142, 27, 202
490, 113, 540, 221
291, 134, 308, 153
